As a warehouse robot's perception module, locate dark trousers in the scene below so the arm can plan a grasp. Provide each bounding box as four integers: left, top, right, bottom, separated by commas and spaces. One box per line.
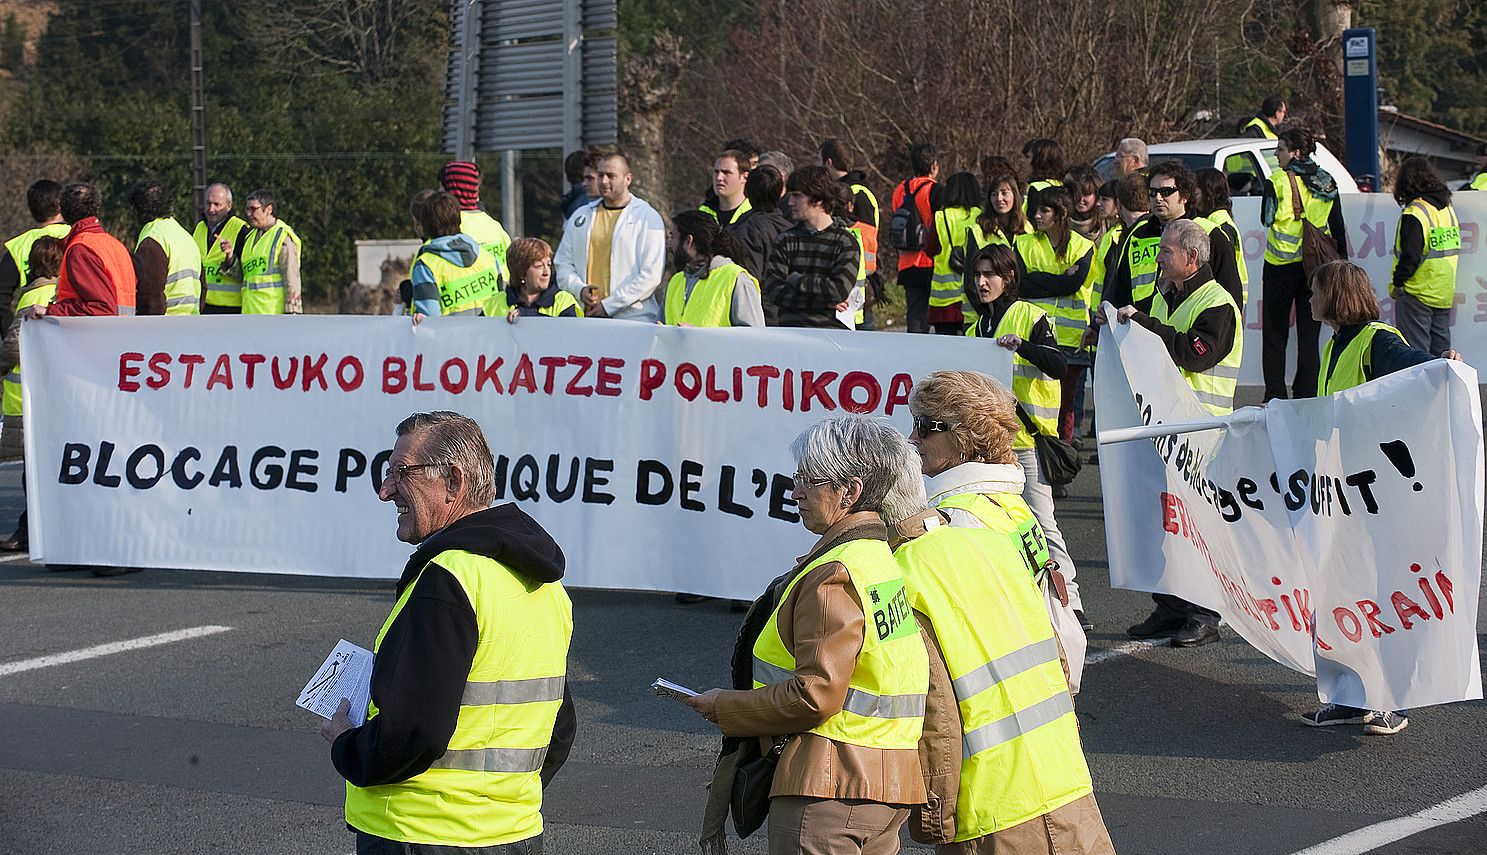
1059, 364, 1088, 442
898, 267, 932, 333
201, 302, 241, 315
356, 831, 542, 855
1152, 593, 1219, 626
1261, 261, 1320, 401
13, 460, 25, 543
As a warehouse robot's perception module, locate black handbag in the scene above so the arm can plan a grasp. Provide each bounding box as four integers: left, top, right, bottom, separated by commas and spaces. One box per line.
730, 737, 787, 838
1016, 403, 1082, 487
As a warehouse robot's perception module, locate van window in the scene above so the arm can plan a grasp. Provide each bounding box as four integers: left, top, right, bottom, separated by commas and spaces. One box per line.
1224, 151, 1265, 197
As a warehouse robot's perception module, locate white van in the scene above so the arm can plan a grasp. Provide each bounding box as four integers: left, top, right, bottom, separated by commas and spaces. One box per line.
1093, 138, 1362, 196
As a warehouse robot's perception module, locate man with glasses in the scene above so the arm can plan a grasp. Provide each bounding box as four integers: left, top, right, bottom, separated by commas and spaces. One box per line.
220, 189, 302, 314
320, 411, 575, 854
1100, 160, 1243, 314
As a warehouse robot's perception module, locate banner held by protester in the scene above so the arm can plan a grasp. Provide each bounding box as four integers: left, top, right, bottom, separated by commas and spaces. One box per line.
1096, 307, 1483, 710
22, 316, 1011, 599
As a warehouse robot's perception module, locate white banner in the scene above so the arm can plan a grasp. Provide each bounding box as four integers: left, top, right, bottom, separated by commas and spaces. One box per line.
22, 317, 1011, 599
1232, 193, 1487, 384
1096, 310, 1484, 709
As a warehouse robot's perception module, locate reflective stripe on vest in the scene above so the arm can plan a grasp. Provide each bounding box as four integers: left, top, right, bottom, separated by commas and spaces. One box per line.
194, 217, 247, 307
417, 245, 500, 316
240, 222, 300, 314
1265, 171, 1334, 266
934, 491, 1048, 577
931, 206, 982, 308
751, 538, 927, 749
1151, 279, 1243, 415
1014, 229, 1095, 347
4, 223, 70, 288
459, 210, 512, 282
138, 217, 203, 315
967, 301, 1059, 449
664, 261, 754, 327
1394, 200, 1460, 309
894, 525, 1091, 840
344, 549, 572, 848
1318, 322, 1405, 396
2, 280, 57, 417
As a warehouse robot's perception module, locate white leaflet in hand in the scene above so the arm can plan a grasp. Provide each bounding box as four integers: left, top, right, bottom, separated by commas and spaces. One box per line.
651, 677, 698, 698
297, 639, 374, 726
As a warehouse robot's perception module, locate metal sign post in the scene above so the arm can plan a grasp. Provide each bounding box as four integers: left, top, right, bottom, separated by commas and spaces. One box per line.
1342, 28, 1380, 191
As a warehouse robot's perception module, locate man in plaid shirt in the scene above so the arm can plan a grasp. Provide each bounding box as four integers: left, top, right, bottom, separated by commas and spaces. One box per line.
762, 165, 860, 329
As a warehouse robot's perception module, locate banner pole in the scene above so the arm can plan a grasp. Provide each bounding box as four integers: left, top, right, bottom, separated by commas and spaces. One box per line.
1098, 416, 1233, 445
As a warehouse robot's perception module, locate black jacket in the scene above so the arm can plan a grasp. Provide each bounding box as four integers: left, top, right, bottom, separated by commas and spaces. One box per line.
1103, 213, 1245, 312
728, 207, 793, 285
332, 504, 576, 789
1390, 189, 1453, 293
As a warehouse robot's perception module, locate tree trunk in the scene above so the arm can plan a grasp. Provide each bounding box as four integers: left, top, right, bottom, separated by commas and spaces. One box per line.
619, 31, 691, 218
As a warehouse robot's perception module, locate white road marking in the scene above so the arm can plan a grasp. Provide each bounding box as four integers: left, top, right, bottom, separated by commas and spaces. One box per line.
1085, 639, 1166, 665
0, 625, 233, 677
1288, 783, 1487, 855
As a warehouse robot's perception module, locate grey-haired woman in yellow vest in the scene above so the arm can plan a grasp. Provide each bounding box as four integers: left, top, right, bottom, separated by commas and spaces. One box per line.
687, 417, 929, 855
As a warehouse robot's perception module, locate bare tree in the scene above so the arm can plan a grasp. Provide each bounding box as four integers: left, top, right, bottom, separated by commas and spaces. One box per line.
247, 0, 444, 85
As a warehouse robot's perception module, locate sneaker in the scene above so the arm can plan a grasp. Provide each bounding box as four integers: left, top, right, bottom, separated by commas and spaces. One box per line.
1363, 711, 1409, 735
1300, 704, 1371, 727
1127, 610, 1185, 639
1074, 609, 1094, 632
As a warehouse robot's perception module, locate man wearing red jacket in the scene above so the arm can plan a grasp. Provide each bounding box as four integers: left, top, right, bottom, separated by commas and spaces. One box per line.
23, 182, 137, 319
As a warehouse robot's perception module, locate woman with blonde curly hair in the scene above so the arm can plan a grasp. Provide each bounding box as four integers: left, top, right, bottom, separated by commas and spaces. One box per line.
907, 369, 1089, 691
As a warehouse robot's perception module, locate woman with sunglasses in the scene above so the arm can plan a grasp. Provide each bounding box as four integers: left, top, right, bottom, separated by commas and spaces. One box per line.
906, 370, 1089, 692
685, 417, 929, 854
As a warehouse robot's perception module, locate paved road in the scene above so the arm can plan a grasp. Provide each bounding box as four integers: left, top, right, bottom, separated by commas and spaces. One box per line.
0, 457, 1482, 855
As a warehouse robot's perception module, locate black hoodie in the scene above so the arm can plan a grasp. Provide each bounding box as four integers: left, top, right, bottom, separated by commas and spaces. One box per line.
332, 503, 576, 790
1391, 189, 1454, 294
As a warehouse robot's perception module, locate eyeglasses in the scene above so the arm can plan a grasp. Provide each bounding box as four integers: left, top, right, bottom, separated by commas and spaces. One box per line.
791, 472, 834, 490
381, 461, 449, 484
1148, 186, 1180, 198
912, 414, 951, 435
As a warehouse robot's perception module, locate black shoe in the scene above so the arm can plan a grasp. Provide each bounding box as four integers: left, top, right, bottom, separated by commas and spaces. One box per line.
1051, 484, 1068, 499
90, 566, 143, 578
1074, 609, 1094, 632
0, 534, 26, 553
1127, 610, 1185, 639
1088, 450, 1099, 465
1170, 619, 1220, 648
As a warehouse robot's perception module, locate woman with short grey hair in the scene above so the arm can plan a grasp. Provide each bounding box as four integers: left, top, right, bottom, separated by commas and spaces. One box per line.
687, 416, 929, 855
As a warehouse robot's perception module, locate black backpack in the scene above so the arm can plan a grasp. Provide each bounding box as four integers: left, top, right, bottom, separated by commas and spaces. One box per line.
887, 179, 929, 252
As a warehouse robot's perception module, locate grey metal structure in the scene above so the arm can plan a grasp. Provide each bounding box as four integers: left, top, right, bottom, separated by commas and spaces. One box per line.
442, 0, 618, 158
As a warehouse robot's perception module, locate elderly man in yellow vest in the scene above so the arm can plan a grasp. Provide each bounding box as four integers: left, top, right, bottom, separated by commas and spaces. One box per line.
129, 178, 202, 316
319, 411, 575, 854
221, 189, 302, 314
194, 182, 249, 314
1094, 217, 1241, 649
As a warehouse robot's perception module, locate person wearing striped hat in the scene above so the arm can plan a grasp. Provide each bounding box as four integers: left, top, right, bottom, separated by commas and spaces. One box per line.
439, 161, 513, 286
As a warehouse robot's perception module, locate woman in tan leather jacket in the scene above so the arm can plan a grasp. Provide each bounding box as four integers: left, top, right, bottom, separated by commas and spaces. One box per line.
686, 417, 930, 855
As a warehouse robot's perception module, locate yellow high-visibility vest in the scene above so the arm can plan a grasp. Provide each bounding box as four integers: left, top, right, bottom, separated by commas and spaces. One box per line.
934, 490, 1049, 579
1243, 116, 1278, 139
2, 278, 57, 418
137, 217, 203, 315
966, 300, 1059, 449
344, 549, 572, 848
663, 261, 756, 327
752, 537, 928, 750
485, 287, 582, 319
4, 223, 69, 291
1393, 199, 1460, 309
1265, 171, 1335, 267
1318, 322, 1407, 396
931, 206, 982, 308
1014, 229, 1095, 348
1150, 278, 1243, 415
416, 245, 500, 316
195, 217, 247, 309
459, 210, 512, 283
240, 221, 301, 315
895, 525, 1092, 841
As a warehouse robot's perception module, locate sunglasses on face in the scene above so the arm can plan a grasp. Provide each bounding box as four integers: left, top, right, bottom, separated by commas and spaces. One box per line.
1148, 186, 1180, 198
912, 414, 951, 435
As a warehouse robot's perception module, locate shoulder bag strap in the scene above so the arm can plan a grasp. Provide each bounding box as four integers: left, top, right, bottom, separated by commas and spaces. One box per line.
1285, 171, 1304, 222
